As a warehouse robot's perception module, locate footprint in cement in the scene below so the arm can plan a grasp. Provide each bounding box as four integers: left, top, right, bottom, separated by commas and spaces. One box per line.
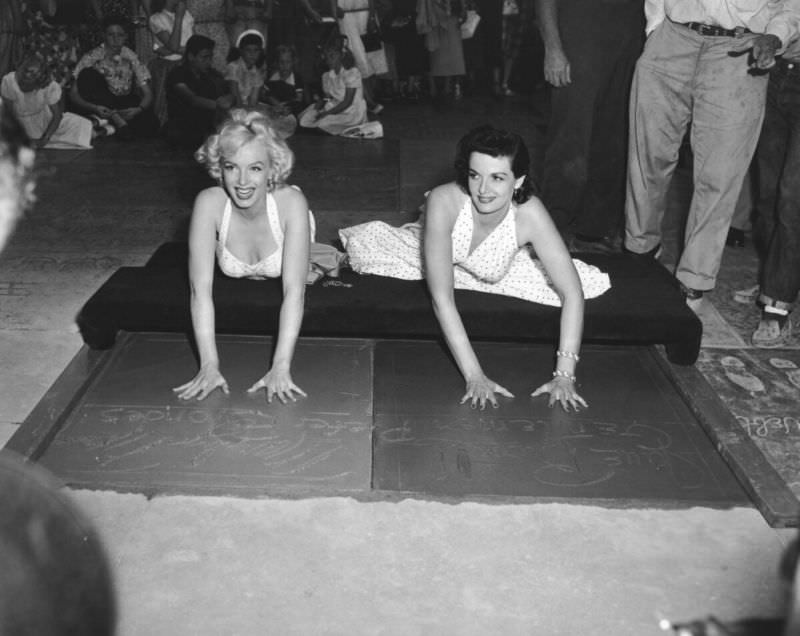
720, 355, 765, 394
768, 357, 800, 390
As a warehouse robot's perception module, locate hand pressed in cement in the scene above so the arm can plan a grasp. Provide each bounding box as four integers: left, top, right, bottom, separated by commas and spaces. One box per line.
173, 364, 230, 401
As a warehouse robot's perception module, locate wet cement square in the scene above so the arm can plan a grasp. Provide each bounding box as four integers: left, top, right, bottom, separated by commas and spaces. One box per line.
36, 333, 373, 497
372, 341, 749, 504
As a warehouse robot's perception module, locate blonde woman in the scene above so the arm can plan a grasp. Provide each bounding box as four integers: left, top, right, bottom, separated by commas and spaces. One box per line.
174, 108, 313, 403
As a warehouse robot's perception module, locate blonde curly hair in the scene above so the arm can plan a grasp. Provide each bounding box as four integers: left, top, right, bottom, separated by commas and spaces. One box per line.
195, 109, 294, 190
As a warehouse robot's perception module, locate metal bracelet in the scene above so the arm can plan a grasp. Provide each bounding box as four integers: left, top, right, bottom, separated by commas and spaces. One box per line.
552, 370, 576, 382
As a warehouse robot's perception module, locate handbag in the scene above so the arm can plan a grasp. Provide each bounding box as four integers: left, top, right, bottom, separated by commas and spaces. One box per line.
460, 10, 480, 39
341, 121, 384, 139
361, 14, 383, 52
307, 243, 348, 284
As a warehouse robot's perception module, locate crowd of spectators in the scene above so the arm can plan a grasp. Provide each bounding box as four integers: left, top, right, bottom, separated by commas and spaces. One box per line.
0, 0, 537, 147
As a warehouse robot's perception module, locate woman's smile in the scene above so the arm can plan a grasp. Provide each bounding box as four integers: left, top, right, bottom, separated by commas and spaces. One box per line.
222, 140, 271, 210
467, 152, 522, 216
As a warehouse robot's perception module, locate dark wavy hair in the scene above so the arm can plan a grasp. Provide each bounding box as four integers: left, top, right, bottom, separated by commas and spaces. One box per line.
102, 14, 130, 33
323, 35, 356, 71
454, 125, 538, 204
185, 34, 215, 58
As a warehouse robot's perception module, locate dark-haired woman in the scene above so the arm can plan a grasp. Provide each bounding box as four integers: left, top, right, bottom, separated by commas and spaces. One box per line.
339, 125, 610, 410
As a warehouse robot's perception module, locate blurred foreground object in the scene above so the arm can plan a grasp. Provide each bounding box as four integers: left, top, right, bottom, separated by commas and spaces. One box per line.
0, 451, 116, 636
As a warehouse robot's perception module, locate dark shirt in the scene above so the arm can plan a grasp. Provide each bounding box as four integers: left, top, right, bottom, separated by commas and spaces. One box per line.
165, 63, 227, 122
165, 63, 228, 144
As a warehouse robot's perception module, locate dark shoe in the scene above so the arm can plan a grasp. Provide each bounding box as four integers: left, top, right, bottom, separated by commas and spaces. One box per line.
569, 233, 622, 254
726, 227, 746, 247
752, 311, 793, 348
622, 242, 663, 260
679, 282, 705, 312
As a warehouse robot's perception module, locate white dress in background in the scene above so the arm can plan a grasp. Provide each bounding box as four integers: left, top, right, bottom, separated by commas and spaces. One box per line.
0, 73, 93, 149
298, 66, 367, 135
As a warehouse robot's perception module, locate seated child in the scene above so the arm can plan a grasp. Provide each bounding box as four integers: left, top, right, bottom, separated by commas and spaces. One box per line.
225, 30, 266, 108
69, 15, 159, 141
261, 44, 305, 115
165, 34, 235, 148
253, 44, 304, 139
1, 54, 95, 149
298, 36, 367, 136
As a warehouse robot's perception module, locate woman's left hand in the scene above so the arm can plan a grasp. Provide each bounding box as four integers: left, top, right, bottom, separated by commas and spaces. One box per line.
531, 376, 587, 412
247, 367, 308, 404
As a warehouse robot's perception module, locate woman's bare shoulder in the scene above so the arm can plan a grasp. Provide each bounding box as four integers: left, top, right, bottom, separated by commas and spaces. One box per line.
516, 195, 552, 226
426, 182, 465, 217
193, 186, 227, 219
272, 184, 308, 209
516, 194, 549, 217
515, 194, 561, 244
272, 185, 309, 225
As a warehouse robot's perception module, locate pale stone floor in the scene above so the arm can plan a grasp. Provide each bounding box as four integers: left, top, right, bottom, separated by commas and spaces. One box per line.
1, 94, 798, 635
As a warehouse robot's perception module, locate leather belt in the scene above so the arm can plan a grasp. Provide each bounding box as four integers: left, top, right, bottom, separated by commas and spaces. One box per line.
683, 22, 751, 37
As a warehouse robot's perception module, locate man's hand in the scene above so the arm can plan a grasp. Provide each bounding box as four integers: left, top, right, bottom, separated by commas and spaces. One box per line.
543, 46, 571, 87
730, 33, 782, 70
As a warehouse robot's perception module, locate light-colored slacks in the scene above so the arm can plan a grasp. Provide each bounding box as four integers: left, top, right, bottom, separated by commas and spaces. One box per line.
625, 19, 769, 290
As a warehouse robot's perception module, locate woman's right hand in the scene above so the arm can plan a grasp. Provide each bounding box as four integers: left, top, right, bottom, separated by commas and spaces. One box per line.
461, 373, 514, 410
173, 364, 230, 400
95, 105, 113, 118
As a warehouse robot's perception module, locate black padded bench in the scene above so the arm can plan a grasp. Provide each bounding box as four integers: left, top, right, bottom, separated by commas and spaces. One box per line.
76, 242, 702, 365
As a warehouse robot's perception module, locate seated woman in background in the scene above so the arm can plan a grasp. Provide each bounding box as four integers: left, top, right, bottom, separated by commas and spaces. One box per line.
1, 53, 95, 149
69, 14, 159, 140
298, 35, 367, 136
174, 108, 312, 403
340, 125, 610, 410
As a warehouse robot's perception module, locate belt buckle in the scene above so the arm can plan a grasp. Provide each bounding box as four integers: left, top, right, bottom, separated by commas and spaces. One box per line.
733, 26, 746, 37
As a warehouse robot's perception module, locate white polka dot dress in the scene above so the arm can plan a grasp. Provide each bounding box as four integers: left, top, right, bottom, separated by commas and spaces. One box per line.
338, 195, 610, 306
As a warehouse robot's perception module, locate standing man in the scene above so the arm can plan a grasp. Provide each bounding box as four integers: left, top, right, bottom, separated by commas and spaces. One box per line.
624, 0, 800, 311
536, 0, 645, 252
751, 35, 800, 347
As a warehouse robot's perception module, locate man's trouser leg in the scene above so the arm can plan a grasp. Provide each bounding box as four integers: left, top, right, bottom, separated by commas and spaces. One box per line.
676, 28, 768, 291
759, 63, 800, 309
625, 20, 694, 255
